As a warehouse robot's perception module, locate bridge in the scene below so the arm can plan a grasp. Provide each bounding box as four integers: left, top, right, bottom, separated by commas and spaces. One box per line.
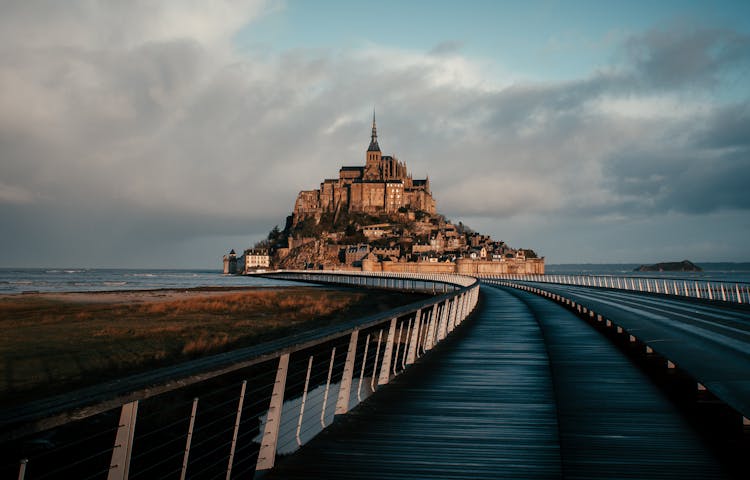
1, 272, 748, 479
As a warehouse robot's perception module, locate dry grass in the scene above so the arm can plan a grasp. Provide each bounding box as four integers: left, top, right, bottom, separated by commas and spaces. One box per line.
0, 287, 423, 405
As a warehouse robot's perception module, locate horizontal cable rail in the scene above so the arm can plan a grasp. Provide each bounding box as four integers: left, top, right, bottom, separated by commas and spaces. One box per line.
1, 271, 478, 480
481, 273, 750, 304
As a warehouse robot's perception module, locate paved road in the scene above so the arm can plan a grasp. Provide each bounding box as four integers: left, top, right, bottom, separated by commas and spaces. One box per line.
268, 286, 729, 479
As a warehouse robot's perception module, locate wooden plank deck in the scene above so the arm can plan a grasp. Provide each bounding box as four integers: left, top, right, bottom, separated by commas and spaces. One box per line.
505, 286, 727, 479
267, 286, 730, 479
268, 286, 560, 479
521, 282, 750, 418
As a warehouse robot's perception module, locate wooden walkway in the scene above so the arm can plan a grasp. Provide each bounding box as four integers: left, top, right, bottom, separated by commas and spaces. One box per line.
267, 286, 729, 479
505, 286, 727, 479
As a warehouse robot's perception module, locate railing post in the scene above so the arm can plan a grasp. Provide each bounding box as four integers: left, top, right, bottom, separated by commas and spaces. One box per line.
107, 400, 138, 480
405, 309, 422, 365
447, 298, 457, 333
425, 303, 439, 350
322, 347, 337, 427
179, 398, 198, 480
370, 332, 383, 391
378, 319, 398, 386
17, 459, 27, 480
256, 353, 290, 472
296, 356, 314, 446
458, 293, 467, 324
226, 381, 247, 480
357, 334, 371, 402
416, 315, 427, 357
437, 299, 450, 341
392, 322, 404, 375
452, 294, 461, 328
454, 293, 463, 327
336, 330, 359, 413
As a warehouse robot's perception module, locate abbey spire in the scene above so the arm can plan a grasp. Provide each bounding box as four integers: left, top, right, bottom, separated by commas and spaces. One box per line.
367, 110, 380, 152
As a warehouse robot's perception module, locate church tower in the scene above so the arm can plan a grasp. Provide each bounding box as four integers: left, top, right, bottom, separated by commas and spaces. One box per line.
364, 111, 382, 180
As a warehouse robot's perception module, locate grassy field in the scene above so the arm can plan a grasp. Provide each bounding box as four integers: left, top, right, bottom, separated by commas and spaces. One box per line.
0, 286, 424, 405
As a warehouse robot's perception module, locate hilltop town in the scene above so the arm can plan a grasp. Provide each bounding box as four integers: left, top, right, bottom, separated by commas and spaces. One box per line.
224, 115, 544, 275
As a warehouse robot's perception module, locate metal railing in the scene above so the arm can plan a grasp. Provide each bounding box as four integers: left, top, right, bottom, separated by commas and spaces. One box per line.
1, 271, 479, 479
481, 273, 749, 304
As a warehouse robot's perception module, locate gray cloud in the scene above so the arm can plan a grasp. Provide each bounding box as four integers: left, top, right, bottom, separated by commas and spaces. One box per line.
624, 23, 750, 88
694, 102, 750, 149
428, 41, 465, 56
605, 147, 750, 215
0, 8, 748, 266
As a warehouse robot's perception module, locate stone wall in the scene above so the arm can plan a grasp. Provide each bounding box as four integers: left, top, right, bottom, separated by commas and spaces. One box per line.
455, 258, 544, 275
361, 257, 545, 274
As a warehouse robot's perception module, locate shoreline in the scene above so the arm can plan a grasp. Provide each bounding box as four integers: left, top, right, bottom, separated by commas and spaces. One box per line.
0, 285, 321, 303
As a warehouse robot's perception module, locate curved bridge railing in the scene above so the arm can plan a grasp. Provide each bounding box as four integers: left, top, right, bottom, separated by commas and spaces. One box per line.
262, 270, 477, 293
1, 271, 478, 480
482, 273, 749, 304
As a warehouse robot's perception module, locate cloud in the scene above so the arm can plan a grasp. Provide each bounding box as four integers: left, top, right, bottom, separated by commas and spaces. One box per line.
0, 1, 269, 50
694, 102, 750, 149
428, 41, 465, 56
624, 23, 750, 89
0, 9, 748, 266
0, 182, 37, 205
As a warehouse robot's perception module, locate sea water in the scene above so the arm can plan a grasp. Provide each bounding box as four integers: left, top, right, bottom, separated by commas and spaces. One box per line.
545, 263, 750, 284
0, 268, 301, 294
1, 263, 748, 294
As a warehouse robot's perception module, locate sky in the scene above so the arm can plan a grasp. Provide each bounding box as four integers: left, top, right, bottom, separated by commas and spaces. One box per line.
1, 0, 749, 268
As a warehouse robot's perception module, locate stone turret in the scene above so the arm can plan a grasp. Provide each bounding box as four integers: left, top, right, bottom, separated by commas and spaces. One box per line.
222, 249, 238, 274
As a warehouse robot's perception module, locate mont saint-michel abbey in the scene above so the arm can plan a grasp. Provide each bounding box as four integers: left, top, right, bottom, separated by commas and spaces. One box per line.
292, 115, 436, 225
222, 114, 544, 275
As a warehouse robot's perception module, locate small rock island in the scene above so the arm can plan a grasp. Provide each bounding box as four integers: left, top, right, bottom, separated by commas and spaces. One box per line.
634, 260, 702, 272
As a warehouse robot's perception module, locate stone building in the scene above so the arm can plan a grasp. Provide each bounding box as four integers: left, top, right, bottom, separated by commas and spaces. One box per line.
241, 248, 270, 272
292, 114, 436, 225
344, 244, 370, 266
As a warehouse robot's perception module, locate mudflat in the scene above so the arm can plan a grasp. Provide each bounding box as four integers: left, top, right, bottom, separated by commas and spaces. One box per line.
0, 286, 424, 405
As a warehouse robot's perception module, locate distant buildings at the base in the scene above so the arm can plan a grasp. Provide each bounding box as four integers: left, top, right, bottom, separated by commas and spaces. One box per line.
223, 242, 543, 275
223, 248, 270, 274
